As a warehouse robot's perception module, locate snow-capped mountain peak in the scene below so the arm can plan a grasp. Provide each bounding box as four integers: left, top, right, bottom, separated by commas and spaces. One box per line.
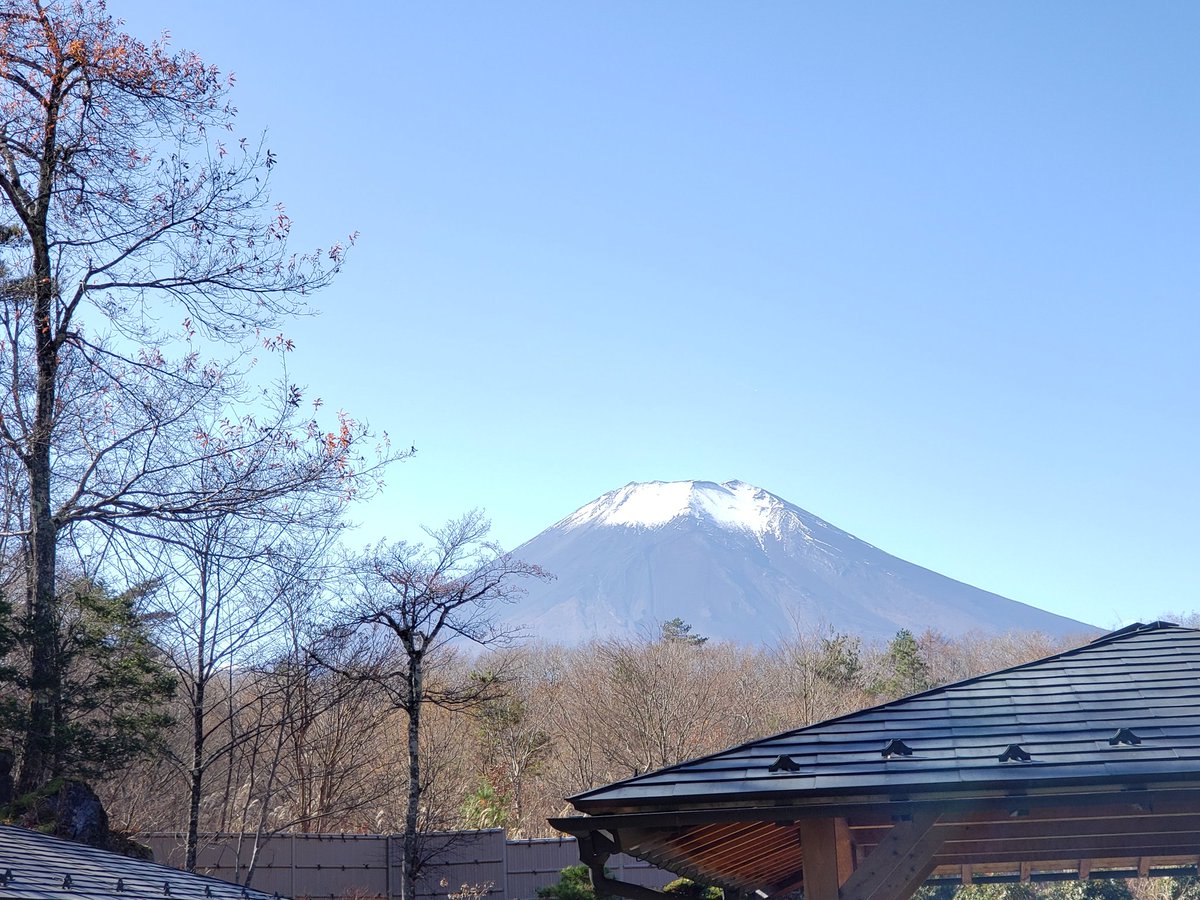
507, 479, 1099, 645
559, 479, 793, 538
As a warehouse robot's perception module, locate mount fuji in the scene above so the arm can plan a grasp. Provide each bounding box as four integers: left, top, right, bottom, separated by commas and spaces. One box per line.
504, 480, 1096, 644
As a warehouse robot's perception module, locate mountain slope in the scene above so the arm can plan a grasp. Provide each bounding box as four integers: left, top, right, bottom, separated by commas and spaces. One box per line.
505, 480, 1095, 644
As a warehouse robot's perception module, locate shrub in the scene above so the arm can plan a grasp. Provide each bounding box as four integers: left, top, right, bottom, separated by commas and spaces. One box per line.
537, 865, 596, 900
663, 877, 723, 900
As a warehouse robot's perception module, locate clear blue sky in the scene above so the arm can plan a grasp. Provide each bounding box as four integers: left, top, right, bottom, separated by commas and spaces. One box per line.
113, 1, 1199, 631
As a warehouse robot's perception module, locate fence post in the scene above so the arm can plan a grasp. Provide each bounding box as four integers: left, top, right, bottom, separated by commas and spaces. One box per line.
499, 830, 508, 900
386, 835, 393, 900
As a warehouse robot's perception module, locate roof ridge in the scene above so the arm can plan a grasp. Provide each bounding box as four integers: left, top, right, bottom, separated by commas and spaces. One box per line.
1088, 620, 1185, 644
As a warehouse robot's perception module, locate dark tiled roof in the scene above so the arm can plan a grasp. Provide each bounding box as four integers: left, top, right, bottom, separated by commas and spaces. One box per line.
0, 825, 278, 900
571, 622, 1200, 812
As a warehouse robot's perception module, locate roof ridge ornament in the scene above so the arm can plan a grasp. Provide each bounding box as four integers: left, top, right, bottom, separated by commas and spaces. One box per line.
881, 739, 914, 758
1110, 727, 1142, 746
767, 754, 801, 772
999, 743, 1032, 762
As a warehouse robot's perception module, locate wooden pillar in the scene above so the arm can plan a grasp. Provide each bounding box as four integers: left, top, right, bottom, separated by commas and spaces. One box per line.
836, 818, 856, 881
800, 817, 855, 900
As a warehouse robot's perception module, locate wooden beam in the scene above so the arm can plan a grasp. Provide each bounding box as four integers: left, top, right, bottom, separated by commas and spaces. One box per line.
961, 866, 973, 885
578, 831, 673, 900
891, 858, 940, 900
1019, 862, 1032, 883
556, 787, 1200, 836
839, 812, 945, 900
590, 870, 673, 900
930, 853, 1200, 877
1138, 858, 1151, 877
933, 833, 1200, 860
855, 812, 1200, 848
800, 818, 847, 900
931, 843, 1200, 865
836, 817, 857, 884
933, 800, 1200, 828
1079, 860, 1091, 880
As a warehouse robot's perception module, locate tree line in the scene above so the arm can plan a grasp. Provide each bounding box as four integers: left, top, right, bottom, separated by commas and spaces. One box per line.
93, 615, 1078, 846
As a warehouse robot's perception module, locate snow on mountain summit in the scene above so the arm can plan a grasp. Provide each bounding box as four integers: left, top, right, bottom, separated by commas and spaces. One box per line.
508, 479, 1099, 645
559, 479, 798, 539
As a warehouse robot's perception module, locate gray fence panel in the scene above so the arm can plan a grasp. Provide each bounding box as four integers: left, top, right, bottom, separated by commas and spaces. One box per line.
143, 831, 675, 900
145, 834, 392, 899
415, 831, 507, 900
505, 837, 579, 900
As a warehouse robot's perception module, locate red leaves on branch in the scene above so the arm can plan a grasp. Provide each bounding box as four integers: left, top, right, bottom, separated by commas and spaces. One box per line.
260, 331, 294, 353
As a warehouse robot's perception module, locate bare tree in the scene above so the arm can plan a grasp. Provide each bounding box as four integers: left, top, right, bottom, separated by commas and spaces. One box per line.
469, 648, 557, 835
916, 627, 1072, 687
0, 0, 398, 791
266, 605, 399, 837
318, 512, 549, 900
587, 637, 741, 775
225, 593, 402, 887
140, 504, 346, 870
776, 621, 869, 727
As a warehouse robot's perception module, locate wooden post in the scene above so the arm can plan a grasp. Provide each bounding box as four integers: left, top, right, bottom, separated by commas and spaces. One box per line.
799, 817, 855, 900
836, 818, 856, 882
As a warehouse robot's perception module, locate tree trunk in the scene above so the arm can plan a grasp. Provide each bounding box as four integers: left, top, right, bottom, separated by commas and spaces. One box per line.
17, 229, 61, 794
185, 683, 205, 872
184, 567, 214, 872
243, 705, 289, 888
401, 658, 423, 900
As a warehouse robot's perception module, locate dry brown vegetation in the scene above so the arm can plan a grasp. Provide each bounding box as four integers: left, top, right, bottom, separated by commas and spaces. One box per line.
100, 624, 1084, 841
